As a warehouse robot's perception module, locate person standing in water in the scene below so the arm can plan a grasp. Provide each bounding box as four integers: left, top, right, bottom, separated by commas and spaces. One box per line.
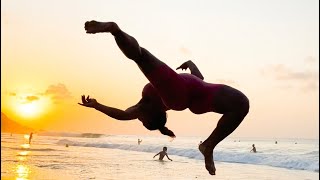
138, 139, 142, 145
153, 147, 172, 161
28, 132, 33, 144
79, 20, 250, 175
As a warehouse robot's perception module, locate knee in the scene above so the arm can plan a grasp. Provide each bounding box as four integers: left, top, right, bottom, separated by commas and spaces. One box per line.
109, 22, 121, 35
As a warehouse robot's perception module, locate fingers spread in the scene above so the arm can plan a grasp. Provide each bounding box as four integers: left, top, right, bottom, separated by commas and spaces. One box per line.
82, 95, 86, 103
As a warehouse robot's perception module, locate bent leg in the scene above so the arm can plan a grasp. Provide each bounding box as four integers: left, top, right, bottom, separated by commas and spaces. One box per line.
199, 111, 247, 175
85, 21, 189, 110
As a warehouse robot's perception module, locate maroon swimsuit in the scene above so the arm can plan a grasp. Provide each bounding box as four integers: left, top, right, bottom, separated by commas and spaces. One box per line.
142, 65, 224, 114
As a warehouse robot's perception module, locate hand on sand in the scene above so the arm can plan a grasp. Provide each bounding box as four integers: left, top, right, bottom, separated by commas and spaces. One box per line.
78, 95, 98, 108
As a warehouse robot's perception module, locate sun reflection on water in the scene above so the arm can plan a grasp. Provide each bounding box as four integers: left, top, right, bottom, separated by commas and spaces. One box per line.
20, 144, 30, 149
17, 151, 30, 156
23, 135, 30, 140
15, 164, 30, 180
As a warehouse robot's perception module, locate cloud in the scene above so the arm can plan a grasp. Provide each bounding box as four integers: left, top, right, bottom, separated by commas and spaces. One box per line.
8, 92, 16, 96
301, 82, 319, 92
216, 79, 237, 85
304, 56, 317, 64
45, 83, 72, 103
261, 58, 319, 92
26, 95, 39, 102
262, 64, 318, 81
179, 47, 192, 56
5, 83, 72, 104
18, 95, 40, 104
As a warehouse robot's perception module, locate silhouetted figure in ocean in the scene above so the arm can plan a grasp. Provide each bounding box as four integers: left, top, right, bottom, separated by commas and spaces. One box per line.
275, 141, 277, 144
79, 20, 250, 175
138, 139, 142, 145
153, 147, 172, 161
28, 132, 33, 144
250, 144, 256, 153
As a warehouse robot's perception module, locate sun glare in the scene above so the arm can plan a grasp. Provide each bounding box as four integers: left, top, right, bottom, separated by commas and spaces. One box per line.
24, 135, 30, 140
13, 94, 51, 119
17, 103, 39, 117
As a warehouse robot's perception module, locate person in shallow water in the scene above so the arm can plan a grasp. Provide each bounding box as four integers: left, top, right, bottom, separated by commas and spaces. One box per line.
79, 20, 250, 175
29, 132, 33, 144
250, 144, 257, 153
153, 147, 172, 161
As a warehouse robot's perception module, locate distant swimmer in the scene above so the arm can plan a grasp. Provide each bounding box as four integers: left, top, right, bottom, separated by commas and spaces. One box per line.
28, 132, 33, 144
79, 20, 250, 175
250, 144, 256, 153
66, 144, 69, 147
138, 139, 142, 145
153, 147, 172, 161
275, 141, 277, 144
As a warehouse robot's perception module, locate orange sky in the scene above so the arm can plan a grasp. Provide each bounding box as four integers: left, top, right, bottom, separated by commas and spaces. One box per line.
1, 0, 319, 139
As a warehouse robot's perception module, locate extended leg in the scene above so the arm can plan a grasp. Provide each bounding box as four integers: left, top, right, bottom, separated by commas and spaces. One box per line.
85, 21, 189, 110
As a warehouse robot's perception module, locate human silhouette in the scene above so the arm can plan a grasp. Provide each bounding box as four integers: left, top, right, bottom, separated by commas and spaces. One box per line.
138, 139, 142, 145
250, 144, 256, 153
28, 132, 33, 144
79, 21, 250, 175
153, 147, 172, 161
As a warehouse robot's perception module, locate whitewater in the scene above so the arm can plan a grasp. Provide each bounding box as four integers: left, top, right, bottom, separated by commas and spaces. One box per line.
1, 132, 319, 180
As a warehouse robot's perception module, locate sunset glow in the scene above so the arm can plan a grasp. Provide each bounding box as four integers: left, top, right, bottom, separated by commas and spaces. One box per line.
11, 94, 51, 119
16, 102, 39, 117
1, 0, 318, 139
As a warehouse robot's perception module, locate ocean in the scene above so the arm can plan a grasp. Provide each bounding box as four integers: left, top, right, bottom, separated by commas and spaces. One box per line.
1, 132, 319, 180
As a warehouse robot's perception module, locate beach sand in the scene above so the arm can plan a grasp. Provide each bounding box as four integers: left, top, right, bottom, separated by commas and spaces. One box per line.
2, 145, 318, 180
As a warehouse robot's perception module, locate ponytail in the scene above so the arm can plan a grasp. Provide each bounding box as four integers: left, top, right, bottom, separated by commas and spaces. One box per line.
159, 126, 176, 138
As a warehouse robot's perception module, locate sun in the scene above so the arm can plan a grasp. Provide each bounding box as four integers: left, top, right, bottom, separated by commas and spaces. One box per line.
17, 102, 40, 118
12, 95, 51, 119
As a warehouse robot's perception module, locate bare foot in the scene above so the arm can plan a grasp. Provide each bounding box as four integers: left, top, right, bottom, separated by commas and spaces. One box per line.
84, 21, 119, 34
199, 143, 216, 175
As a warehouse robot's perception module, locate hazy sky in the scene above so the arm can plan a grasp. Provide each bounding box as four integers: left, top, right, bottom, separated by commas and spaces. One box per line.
1, 0, 319, 139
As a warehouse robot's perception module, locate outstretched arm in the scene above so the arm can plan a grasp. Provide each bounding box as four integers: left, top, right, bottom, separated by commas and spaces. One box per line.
79, 95, 141, 120
153, 152, 160, 158
176, 60, 204, 80
166, 154, 172, 161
